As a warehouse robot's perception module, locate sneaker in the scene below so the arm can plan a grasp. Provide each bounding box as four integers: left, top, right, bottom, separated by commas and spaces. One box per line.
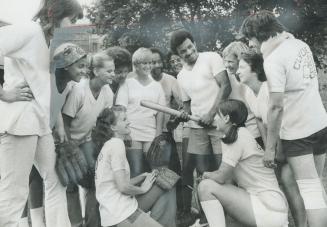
188, 219, 208, 227
176, 211, 197, 227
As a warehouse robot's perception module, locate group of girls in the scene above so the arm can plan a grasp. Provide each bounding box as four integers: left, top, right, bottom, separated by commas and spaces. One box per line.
1, 2, 326, 227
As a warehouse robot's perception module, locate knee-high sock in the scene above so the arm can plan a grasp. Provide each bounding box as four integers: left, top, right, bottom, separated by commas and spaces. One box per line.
18, 217, 29, 227
30, 207, 45, 227
79, 186, 86, 218
200, 200, 225, 227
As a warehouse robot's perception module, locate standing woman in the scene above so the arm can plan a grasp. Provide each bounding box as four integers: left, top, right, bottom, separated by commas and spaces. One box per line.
237, 50, 307, 227
62, 52, 115, 227
104, 46, 132, 96
222, 42, 263, 147
0, 0, 83, 226
116, 47, 165, 177
198, 99, 288, 227
240, 11, 327, 227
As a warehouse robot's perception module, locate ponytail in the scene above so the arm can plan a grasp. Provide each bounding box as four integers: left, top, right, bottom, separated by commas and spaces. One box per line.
91, 105, 126, 157
219, 99, 248, 144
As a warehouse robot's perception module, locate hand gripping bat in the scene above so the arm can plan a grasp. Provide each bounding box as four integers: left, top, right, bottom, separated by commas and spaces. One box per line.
140, 100, 217, 128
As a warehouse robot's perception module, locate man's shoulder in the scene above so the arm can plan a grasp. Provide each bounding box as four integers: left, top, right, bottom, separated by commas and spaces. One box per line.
199, 51, 221, 59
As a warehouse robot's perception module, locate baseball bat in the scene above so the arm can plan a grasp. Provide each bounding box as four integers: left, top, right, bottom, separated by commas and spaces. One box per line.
140, 100, 202, 123
141, 100, 217, 127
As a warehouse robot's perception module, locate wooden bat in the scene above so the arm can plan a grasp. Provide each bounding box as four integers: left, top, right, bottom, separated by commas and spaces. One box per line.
140, 100, 201, 122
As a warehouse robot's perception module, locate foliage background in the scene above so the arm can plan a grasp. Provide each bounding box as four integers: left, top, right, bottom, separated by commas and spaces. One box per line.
86, 0, 326, 69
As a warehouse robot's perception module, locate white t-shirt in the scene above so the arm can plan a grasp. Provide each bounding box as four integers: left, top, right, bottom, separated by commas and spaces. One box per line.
116, 77, 166, 141
222, 128, 283, 196
177, 52, 226, 128
228, 73, 261, 138
245, 82, 269, 126
158, 73, 182, 132
262, 34, 327, 139
62, 79, 114, 143
0, 22, 51, 136
95, 137, 138, 226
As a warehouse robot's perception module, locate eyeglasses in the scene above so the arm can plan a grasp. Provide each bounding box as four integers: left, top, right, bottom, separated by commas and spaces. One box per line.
169, 59, 182, 65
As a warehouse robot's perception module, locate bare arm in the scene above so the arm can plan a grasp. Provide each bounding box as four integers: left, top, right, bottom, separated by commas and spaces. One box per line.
114, 170, 156, 196
155, 111, 164, 136
202, 162, 234, 184
62, 113, 73, 140
130, 173, 147, 185
264, 92, 284, 168
200, 70, 231, 126
54, 113, 68, 143
256, 118, 267, 147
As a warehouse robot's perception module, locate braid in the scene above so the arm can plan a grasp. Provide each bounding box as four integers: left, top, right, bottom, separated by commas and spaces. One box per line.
91, 108, 115, 158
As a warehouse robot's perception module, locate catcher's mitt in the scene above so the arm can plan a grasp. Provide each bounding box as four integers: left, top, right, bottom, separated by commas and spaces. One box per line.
55, 141, 89, 187
154, 167, 180, 190
146, 133, 175, 167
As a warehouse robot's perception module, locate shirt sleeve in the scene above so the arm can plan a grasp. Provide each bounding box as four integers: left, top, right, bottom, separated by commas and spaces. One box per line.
221, 140, 243, 167
210, 52, 226, 76
264, 60, 286, 93
109, 139, 128, 171
62, 85, 84, 118
0, 22, 41, 58
115, 81, 129, 107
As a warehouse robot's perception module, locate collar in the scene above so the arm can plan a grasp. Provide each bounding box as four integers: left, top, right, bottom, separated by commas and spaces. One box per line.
260, 32, 294, 59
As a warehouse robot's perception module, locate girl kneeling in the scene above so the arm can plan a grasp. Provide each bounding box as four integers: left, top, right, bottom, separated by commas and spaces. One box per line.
93, 106, 177, 227
198, 99, 288, 227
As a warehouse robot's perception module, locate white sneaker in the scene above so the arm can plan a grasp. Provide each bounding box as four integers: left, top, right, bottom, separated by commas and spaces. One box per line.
189, 218, 209, 227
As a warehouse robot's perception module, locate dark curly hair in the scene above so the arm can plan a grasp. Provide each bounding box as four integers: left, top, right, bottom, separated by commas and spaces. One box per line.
240, 10, 286, 42
218, 99, 248, 144
91, 105, 126, 157
104, 46, 132, 70
35, 0, 83, 30
240, 50, 266, 82
170, 29, 194, 55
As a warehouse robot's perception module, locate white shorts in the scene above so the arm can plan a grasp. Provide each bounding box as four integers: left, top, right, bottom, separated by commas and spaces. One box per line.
250, 191, 288, 227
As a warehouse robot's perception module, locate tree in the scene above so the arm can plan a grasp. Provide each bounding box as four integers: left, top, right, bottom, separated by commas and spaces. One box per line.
86, 0, 327, 69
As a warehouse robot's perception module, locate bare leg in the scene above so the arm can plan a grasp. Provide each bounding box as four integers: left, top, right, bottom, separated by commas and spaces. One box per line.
198, 179, 256, 226
288, 154, 327, 227
280, 164, 307, 227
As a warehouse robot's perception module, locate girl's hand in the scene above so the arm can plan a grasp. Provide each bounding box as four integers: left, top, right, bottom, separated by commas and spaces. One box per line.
202, 171, 216, 180
263, 149, 277, 169
0, 82, 34, 102
140, 171, 156, 193
55, 126, 68, 143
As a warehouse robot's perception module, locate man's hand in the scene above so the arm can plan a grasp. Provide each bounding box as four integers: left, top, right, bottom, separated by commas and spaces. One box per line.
177, 110, 191, 123
0, 82, 34, 102
199, 112, 215, 127
263, 148, 277, 169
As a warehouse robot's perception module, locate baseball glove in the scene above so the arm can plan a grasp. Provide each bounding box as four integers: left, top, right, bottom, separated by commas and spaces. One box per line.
146, 133, 175, 167
154, 167, 180, 190
55, 141, 89, 187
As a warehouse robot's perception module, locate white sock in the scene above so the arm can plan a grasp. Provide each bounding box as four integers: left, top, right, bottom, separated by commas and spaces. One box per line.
78, 185, 86, 218
200, 200, 226, 227
19, 217, 29, 227
30, 207, 45, 227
